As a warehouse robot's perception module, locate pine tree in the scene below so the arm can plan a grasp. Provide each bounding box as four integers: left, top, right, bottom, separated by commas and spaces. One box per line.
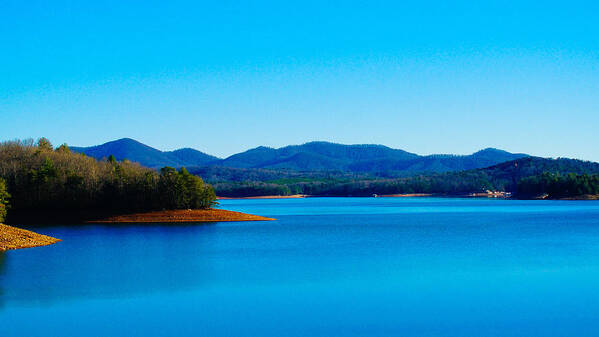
0, 178, 10, 223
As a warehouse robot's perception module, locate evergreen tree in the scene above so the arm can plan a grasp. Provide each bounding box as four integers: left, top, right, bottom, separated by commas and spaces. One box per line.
56, 143, 71, 153
36, 137, 53, 151
0, 178, 9, 223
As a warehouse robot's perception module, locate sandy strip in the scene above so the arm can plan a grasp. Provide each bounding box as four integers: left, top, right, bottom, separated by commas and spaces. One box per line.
89, 208, 275, 223
218, 194, 437, 199
377, 193, 433, 197
0, 224, 61, 251
217, 194, 308, 200
560, 194, 599, 200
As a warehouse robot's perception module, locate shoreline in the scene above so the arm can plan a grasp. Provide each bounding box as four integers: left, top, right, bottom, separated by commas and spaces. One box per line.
0, 224, 61, 251
377, 193, 433, 198
218, 193, 482, 199
2, 209, 273, 250
218, 194, 434, 199
554, 194, 599, 201
88, 208, 275, 223
218, 194, 307, 200
218, 193, 599, 200
8, 208, 276, 225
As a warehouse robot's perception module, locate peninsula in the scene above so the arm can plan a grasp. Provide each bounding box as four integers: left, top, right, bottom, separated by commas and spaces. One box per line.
89, 209, 275, 223
0, 139, 276, 250
0, 224, 60, 250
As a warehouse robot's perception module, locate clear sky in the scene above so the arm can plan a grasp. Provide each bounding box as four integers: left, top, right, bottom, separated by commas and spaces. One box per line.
1, 1, 598, 160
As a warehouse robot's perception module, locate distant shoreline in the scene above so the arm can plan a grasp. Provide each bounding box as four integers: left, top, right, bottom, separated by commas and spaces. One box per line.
217, 194, 434, 199
217, 193, 599, 200
0, 224, 61, 251
377, 193, 433, 198
553, 194, 599, 201
218, 194, 308, 200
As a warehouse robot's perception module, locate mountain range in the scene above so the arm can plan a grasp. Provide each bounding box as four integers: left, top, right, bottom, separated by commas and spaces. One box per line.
71, 139, 219, 169
71, 138, 529, 174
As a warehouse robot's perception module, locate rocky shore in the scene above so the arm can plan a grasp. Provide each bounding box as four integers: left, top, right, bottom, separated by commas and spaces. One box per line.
0, 224, 61, 250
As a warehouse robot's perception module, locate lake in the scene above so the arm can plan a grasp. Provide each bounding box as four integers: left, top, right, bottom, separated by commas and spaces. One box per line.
2, 197, 599, 336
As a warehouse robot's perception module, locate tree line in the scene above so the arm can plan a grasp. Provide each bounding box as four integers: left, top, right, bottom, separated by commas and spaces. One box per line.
211, 157, 599, 198
213, 171, 497, 197
214, 172, 599, 198
0, 138, 217, 222
517, 172, 599, 198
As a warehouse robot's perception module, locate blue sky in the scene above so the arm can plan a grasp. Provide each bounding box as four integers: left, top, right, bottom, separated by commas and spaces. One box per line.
1, 1, 598, 160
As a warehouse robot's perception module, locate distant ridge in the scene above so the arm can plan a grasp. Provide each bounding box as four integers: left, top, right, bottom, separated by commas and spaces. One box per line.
71, 138, 528, 173
219, 142, 527, 173
71, 138, 219, 169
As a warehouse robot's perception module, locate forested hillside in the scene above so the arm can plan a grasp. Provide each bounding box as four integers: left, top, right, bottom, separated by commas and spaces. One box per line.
71, 138, 218, 169
0, 139, 217, 223
72, 138, 528, 174
211, 157, 599, 198
5, 138, 596, 202
201, 143, 528, 173
517, 173, 599, 199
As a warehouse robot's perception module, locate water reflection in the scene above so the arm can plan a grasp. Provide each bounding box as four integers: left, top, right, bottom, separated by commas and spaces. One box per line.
0, 251, 5, 274
3, 199, 599, 336
4, 206, 599, 308
0, 251, 5, 309
0, 223, 223, 305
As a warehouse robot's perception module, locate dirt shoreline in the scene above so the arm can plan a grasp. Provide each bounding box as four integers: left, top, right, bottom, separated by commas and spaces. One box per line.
558, 194, 599, 200
89, 208, 275, 223
219, 193, 598, 200
218, 193, 438, 199
0, 224, 61, 251
2, 209, 273, 250
377, 193, 433, 197
218, 194, 308, 200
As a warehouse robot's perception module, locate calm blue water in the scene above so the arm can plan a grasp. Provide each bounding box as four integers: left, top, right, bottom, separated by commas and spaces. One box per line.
2, 197, 599, 336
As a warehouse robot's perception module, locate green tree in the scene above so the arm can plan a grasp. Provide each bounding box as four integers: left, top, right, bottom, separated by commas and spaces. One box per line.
36, 137, 53, 151
179, 167, 218, 209
0, 177, 10, 223
158, 166, 185, 209
200, 184, 218, 208
56, 143, 71, 153
38, 157, 58, 183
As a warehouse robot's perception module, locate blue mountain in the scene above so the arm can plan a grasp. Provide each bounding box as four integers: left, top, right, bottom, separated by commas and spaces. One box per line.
71, 138, 219, 169
220, 142, 527, 173
72, 139, 528, 173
